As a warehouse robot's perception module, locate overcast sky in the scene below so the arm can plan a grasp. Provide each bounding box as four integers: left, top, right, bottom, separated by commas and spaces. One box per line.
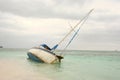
0, 0, 120, 50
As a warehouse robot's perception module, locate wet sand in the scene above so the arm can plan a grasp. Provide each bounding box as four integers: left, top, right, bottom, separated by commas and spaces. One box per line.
0, 59, 51, 80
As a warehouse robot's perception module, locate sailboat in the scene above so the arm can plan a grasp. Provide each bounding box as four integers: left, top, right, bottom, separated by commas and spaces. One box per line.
27, 9, 93, 64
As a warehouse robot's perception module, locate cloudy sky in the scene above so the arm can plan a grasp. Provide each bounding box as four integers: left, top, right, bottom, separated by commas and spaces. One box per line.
0, 0, 120, 50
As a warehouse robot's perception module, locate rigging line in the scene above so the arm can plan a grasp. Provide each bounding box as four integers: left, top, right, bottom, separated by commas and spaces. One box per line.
57, 9, 94, 46
52, 9, 94, 53
68, 22, 76, 33
60, 14, 90, 56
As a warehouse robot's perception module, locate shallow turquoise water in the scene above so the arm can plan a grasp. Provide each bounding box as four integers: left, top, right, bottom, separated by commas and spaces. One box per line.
0, 48, 120, 80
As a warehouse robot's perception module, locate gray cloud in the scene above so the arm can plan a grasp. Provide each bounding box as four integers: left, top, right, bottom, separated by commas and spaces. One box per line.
0, 0, 90, 19
92, 13, 120, 23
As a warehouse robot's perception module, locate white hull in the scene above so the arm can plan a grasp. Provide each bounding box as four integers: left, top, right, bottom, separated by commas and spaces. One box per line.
28, 48, 59, 64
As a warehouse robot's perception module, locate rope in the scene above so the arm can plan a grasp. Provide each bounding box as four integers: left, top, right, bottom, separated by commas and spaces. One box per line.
58, 9, 94, 46
53, 9, 94, 53
60, 14, 90, 56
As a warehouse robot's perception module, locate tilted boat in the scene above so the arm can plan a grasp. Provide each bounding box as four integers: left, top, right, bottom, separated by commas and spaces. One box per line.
27, 46, 63, 64
27, 9, 93, 64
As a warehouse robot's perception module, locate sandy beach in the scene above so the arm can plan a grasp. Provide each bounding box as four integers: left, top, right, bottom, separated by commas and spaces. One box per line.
0, 59, 51, 80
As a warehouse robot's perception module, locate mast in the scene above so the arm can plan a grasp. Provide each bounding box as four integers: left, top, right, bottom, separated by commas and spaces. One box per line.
52, 9, 94, 51
60, 13, 91, 56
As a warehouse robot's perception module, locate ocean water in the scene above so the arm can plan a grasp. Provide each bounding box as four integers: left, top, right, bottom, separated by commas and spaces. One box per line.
0, 48, 120, 80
